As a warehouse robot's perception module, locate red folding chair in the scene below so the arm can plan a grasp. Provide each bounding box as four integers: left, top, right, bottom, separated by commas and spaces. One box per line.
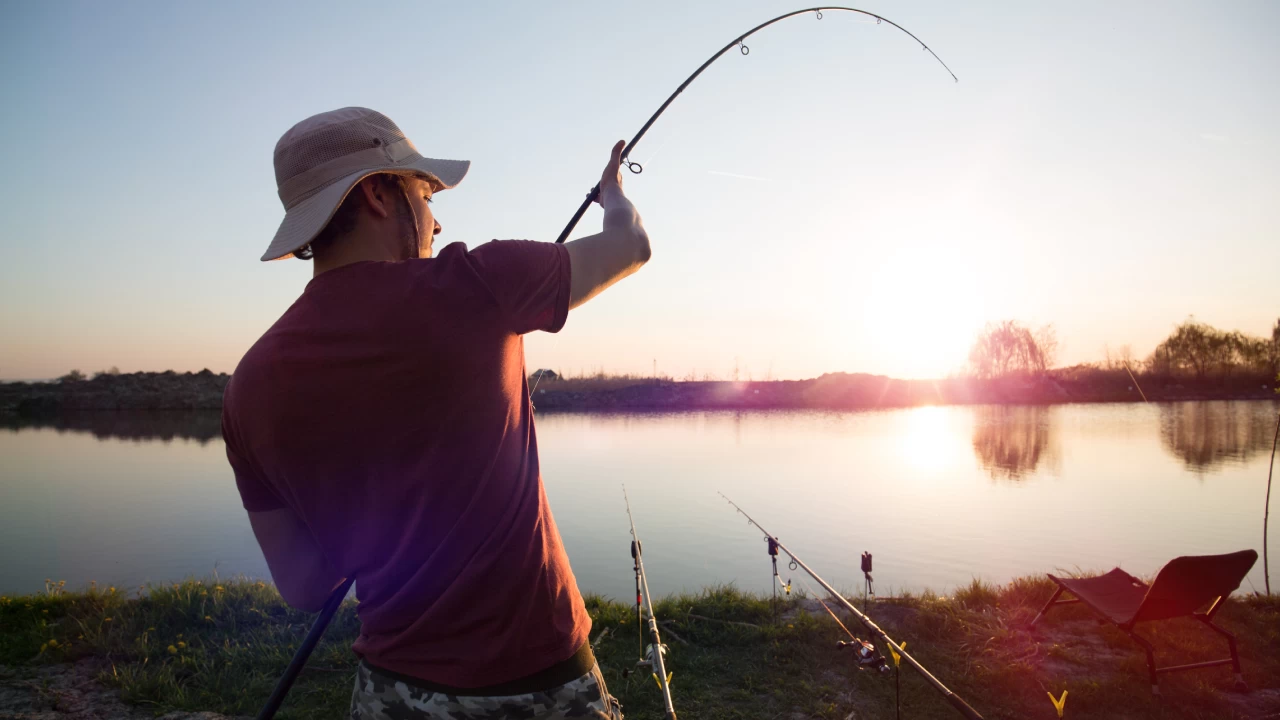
1031, 550, 1257, 695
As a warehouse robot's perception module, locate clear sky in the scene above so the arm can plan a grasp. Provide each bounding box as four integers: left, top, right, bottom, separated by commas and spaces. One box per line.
2, 1, 1277, 381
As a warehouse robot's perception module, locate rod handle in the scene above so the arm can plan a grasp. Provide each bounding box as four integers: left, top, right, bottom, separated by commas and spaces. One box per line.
555, 185, 601, 243
255, 577, 355, 720
946, 692, 984, 720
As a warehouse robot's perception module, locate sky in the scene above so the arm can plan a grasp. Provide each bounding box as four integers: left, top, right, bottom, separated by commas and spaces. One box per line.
1, 0, 1277, 381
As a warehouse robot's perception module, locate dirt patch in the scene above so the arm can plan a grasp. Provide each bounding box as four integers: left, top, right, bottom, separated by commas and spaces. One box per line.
1223, 687, 1280, 719
0, 660, 242, 720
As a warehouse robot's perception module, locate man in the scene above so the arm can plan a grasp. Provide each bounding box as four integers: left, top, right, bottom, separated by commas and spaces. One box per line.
222, 107, 650, 719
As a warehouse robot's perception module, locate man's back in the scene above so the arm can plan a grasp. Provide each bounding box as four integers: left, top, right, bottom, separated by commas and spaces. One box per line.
222, 240, 589, 687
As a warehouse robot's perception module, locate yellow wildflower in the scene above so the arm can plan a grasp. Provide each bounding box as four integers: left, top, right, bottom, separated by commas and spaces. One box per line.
42, 609, 48, 614
204, 615, 213, 622
167, 645, 177, 654
214, 585, 225, 593
48, 639, 59, 648
108, 586, 116, 593
200, 590, 208, 597
147, 627, 155, 631
177, 641, 186, 649
176, 633, 183, 639
103, 617, 112, 622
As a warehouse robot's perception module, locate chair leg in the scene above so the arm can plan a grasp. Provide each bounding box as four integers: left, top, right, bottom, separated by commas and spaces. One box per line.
1200, 616, 1248, 691
1031, 586, 1064, 627
1126, 630, 1160, 696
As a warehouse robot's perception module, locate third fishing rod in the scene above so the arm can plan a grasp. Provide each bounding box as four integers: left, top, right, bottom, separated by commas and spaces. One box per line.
719, 492, 984, 720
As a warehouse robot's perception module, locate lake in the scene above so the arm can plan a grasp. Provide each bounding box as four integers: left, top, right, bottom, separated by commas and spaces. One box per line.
2, 401, 1276, 600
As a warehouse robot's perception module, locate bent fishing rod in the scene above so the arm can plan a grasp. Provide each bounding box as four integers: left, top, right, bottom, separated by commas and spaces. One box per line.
623, 485, 678, 720
719, 493, 984, 720
553, 6, 956, 244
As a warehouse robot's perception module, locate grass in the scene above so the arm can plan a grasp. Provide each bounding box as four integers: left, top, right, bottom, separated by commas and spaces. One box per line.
2, 576, 1278, 719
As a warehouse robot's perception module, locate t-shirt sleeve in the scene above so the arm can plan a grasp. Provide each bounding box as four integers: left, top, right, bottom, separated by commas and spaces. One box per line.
222, 411, 285, 512
467, 240, 571, 335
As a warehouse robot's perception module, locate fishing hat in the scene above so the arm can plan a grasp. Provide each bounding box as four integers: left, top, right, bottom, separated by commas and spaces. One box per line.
263, 107, 470, 261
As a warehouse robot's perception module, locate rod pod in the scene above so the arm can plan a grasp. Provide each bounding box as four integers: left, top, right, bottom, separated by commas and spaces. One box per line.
720, 493, 983, 720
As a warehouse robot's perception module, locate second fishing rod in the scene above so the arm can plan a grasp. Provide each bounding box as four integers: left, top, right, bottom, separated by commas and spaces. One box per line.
719, 493, 984, 720
623, 485, 678, 720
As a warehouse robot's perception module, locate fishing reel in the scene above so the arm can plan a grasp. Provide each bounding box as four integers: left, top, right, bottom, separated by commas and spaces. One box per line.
838, 638, 891, 675
622, 642, 669, 678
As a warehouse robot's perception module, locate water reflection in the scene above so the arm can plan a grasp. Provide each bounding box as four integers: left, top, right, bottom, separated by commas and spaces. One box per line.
1158, 401, 1279, 472
1, 402, 1277, 597
971, 405, 1058, 480
0, 411, 221, 444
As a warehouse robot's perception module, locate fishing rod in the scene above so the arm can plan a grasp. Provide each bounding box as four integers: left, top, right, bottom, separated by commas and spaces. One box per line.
718, 493, 984, 720
553, 6, 956, 244
255, 576, 355, 720
623, 485, 678, 720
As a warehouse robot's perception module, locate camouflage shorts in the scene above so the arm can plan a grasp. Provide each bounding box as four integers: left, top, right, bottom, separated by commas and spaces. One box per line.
350, 661, 623, 720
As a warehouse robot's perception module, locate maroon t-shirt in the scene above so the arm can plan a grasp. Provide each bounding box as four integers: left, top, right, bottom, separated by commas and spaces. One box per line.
221, 240, 589, 688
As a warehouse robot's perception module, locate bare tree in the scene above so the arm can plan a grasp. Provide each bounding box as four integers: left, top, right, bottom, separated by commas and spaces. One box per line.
968, 321, 1053, 378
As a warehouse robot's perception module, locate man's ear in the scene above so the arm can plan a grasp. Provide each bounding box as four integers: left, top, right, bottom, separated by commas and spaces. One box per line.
357, 177, 394, 219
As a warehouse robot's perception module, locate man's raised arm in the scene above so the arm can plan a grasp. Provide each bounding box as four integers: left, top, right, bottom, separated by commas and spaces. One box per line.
565, 140, 652, 309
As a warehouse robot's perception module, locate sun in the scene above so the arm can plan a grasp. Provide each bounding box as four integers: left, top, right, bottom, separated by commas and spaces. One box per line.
858, 253, 986, 379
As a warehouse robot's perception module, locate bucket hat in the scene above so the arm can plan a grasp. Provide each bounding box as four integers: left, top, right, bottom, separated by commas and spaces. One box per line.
263, 107, 470, 261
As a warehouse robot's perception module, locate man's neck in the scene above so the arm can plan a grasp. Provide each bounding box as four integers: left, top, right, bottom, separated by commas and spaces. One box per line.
313, 232, 399, 278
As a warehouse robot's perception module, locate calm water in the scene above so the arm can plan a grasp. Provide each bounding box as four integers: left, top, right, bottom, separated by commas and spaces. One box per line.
2, 401, 1277, 599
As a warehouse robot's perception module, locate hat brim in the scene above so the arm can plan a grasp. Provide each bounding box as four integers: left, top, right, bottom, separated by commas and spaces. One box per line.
261, 155, 470, 262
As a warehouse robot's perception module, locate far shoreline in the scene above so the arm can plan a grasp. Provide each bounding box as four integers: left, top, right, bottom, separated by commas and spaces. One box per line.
1, 368, 1276, 416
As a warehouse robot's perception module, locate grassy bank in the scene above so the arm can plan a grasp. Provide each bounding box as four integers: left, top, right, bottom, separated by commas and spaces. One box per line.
2, 577, 1278, 719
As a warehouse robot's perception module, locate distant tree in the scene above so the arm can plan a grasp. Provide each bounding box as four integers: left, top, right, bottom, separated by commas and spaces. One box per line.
1149, 317, 1275, 379
1034, 325, 1059, 369
968, 321, 1054, 378
1271, 318, 1280, 374
59, 369, 86, 383
92, 366, 121, 379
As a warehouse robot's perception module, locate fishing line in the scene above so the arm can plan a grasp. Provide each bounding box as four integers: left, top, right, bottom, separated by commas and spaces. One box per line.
553, 6, 956, 244
719, 492, 984, 720
1123, 360, 1149, 403
791, 570, 858, 642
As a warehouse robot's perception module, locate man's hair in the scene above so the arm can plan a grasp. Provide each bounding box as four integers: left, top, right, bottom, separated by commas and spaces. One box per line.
295, 173, 411, 260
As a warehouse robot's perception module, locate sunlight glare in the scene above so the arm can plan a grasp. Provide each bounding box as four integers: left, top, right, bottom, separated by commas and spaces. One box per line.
898, 406, 967, 474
